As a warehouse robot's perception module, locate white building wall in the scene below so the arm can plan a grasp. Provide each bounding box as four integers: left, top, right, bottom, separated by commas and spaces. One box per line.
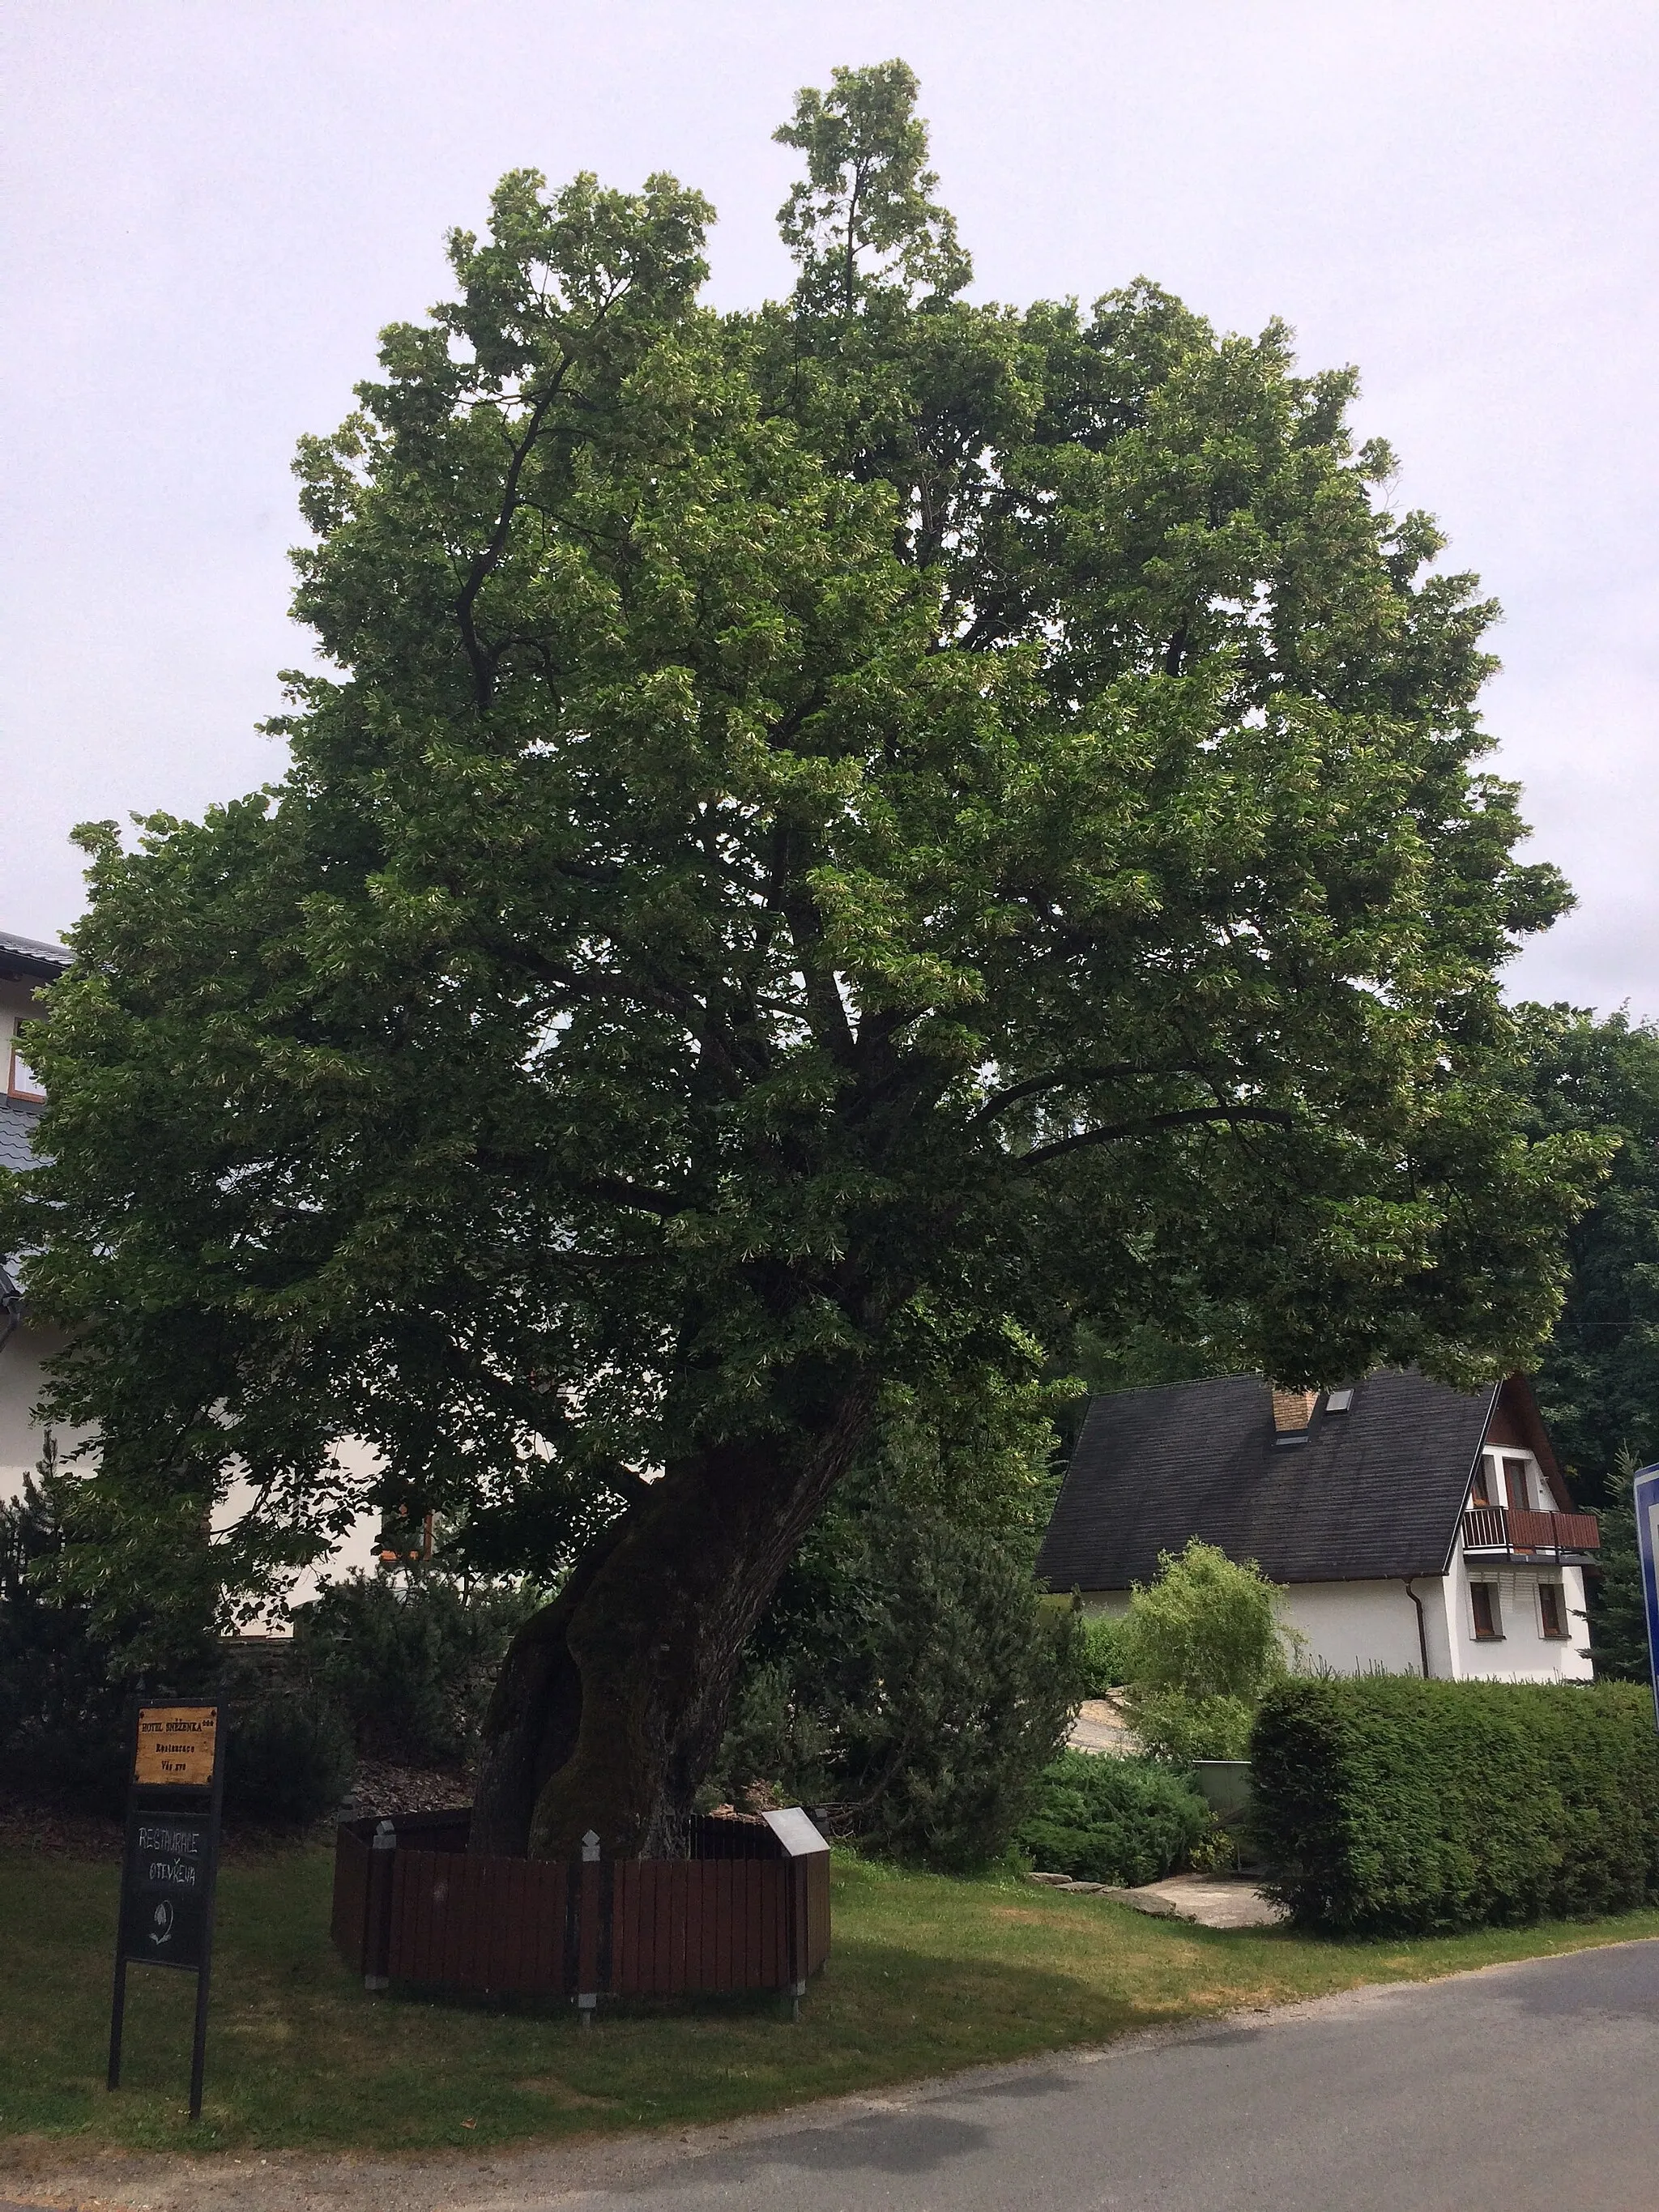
1, 982, 43, 1049
1445, 1545, 1592, 1682
1280, 1579, 1430, 1677
216, 1455, 382, 1626
2, 1319, 379, 1628
1077, 1579, 1429, 1676
0, 1319, 68, 1494
1079, 1559, 1591, 1684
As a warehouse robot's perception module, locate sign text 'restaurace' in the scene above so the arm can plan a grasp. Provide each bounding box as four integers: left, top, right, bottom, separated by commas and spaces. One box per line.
133, 1706, 218, 1788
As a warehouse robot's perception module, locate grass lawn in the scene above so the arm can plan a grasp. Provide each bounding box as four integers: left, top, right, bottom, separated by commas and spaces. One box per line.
4, 1839, 1658, 2157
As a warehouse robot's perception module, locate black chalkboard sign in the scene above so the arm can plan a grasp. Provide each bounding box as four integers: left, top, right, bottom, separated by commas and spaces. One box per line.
108, 1700, 226, 2120
120, 1812, 214, 1969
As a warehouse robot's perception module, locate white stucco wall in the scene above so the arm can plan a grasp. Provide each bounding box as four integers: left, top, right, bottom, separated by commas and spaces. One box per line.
1080, 1578, 1437, 1677
1, 1319, 380, 1629
1077, 1559, 1591, 1684
0, 1319, 69, 1494
1445, 1547, 1592, 1681
215, 1454, 382, 1627
1, 982, 45, 1044
1280, 1579, 1433, 1677
1445, 1443, 1593, 1681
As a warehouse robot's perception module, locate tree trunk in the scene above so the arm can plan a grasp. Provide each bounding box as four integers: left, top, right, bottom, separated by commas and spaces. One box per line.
470, 1383, 876, 1859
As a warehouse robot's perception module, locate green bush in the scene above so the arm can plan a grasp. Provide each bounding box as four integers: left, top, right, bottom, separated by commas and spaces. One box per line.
1017, 1751, 1212, 1885
222, 1678, 356, 1826
1078, 1613, 1126, 1694
1253, 1676, 1659, 1933
1114, 1540, 1299, 1762
0, 1465, 215, 1812
1124, 1687, 1256, 1762
294, 1569, 539, 1767
706, 1474, 1089, 1869
2, 1468, 534, 1815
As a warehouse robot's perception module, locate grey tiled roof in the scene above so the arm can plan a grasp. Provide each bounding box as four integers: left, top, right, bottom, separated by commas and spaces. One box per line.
0, 1096, 46, 1174
0, 928, 70, 979
1037, 1369, 1502, 1590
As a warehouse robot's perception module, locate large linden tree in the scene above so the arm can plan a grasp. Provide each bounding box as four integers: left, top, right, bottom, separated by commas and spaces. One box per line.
4, 65, 1607, 1856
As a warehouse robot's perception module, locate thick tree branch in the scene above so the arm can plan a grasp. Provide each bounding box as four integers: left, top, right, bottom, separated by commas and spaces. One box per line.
472, 1150, 683, 1216
1011, 1104, 1298, 1172
601, 1462, 656, 1507
484, 939, 748, 1087
782, 894, 859, 1072
970, 1063, 1207, 1125
455, 359, 574, 713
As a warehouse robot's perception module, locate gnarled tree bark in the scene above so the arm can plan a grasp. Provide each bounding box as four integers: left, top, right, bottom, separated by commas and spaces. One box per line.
470, 1380, 876, 1859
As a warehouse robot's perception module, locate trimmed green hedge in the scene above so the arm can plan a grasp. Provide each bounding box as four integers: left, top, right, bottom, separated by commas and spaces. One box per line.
1017, 1750, 1212, 1886
1253, 1677, 1659, 1933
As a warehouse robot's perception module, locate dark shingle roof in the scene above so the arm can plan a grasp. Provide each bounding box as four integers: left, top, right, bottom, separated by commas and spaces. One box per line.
0, 1097, 45, 1174
0, 929, 70, 980
1037, 1369, 1499, 1589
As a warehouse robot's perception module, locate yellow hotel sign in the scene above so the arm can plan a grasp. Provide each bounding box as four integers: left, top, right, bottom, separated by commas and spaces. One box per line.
134, 1706, 219, 1788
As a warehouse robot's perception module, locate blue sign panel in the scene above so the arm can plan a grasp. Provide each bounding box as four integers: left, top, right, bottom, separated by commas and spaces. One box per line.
1631, 1464, 1659, 1733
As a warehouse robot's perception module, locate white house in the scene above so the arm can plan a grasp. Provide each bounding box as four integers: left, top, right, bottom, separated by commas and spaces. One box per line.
1038, 1368, 1599, 1681
0, 925, 378, 1622
0, 930, 69, 1500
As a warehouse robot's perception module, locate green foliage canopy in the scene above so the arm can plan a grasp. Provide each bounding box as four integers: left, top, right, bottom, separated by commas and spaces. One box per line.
1112, 1538, 1299, 1761
1520, 1006, 1659, 1499
0, 62, 1610, 1652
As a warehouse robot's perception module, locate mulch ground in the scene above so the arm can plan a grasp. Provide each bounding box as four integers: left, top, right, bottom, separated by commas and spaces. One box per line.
0, 1758, 471, 1862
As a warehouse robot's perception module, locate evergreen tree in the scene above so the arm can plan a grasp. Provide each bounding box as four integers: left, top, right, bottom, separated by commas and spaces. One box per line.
1518, 1006, 1659, 1504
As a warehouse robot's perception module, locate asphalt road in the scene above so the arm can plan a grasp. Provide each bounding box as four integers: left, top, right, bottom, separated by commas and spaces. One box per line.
570, 1940, 1659, 2212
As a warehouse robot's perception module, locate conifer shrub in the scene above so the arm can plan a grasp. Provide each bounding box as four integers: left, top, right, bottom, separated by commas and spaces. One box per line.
1253, 1675, 1659, 1933
1017, 1750, 1212, 1885
221, 1677, 356, 1826
704, 1421, 1089, 1869
293, 1570, 539, 1767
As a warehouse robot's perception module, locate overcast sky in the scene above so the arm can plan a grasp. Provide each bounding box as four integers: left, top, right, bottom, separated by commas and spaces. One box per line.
2, 0, 1653, 1019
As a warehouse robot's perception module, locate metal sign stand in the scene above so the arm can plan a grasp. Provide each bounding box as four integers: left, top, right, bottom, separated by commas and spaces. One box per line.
1631, 1464, 1659, 1733
107, 1700, 227, 2122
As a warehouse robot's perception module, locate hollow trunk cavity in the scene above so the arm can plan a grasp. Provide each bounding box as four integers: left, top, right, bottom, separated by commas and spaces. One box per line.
470, 1384, 874, 1859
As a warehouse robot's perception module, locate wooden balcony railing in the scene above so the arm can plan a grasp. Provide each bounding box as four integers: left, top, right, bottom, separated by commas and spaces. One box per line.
1461, 1507, 1600, 1557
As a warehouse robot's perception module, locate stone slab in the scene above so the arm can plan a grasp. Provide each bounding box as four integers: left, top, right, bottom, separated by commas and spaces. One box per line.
1026, 1869, 1285, 1928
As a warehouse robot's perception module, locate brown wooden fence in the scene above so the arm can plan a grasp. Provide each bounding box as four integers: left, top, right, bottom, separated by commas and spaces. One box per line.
331, 1806, 830, 2005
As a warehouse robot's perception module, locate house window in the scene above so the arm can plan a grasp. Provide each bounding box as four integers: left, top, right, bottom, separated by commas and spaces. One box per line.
1503, 1457, 1531, 1513
1469, 1458, 1493, 1508
6, 1022, 45, 1102
1538, 1583, 1568, 1639
1470, 1582, 1502, 1639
